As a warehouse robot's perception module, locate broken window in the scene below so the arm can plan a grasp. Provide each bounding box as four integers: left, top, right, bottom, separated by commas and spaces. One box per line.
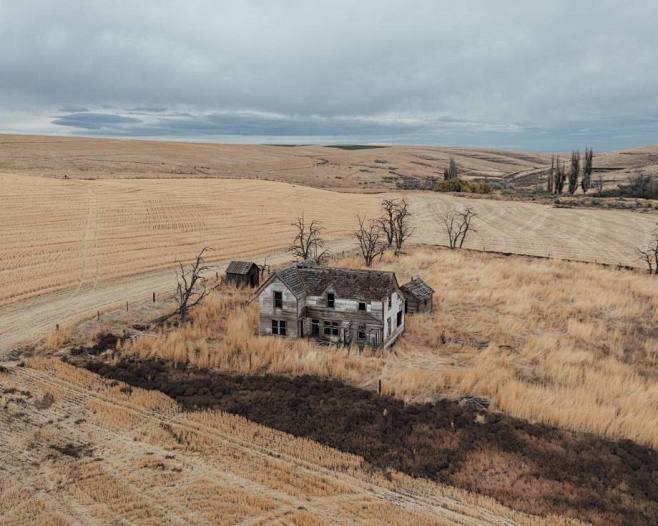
327, 293, 335, 308
387, 317, 391, 337
358, 324, 366, 340
274, 291, 283, 309
324, 320, 339, 336
271, 319, 287, 336
358, 302, 366, 311
397, 310, 403, 327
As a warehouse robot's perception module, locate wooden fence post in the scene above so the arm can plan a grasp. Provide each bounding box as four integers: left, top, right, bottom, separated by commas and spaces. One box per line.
378, 379, 382, 396
97, 310, 100, 321
126, 301, 129, 312
56, 323, 59, 332
152, 291, 156, 303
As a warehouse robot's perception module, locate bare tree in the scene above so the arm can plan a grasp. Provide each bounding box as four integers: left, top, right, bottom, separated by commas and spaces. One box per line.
393, 198, 414, 254
175, 247, 211, 320
354, 216, 385, 267
289, 215, 329, 263
444, 158, 458, 180
441, 207, 477, 249
547, 155, 555, 194
581, 147, 593, 193
596, 174, 604, 195
637, 225, 658, 275
378, 199, 398, 248
568, 150, 580, 195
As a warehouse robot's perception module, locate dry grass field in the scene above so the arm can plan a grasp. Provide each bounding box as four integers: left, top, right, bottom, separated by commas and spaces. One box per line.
1, 171, 656, 351
115, 248, 658, 449
0, 356, 581, 526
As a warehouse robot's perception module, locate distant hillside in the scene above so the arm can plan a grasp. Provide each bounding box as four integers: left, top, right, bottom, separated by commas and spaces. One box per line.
2, 134, 656, 194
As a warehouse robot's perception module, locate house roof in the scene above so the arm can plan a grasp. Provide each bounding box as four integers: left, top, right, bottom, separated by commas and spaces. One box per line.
226, 261, 258, 275
262, 264, 400, 301
401, 277, 434, 300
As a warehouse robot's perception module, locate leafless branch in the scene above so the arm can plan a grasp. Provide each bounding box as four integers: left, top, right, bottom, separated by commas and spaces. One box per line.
354, 215, 386, 267
289, 215, 329, 263
175, 247, 211, 320
440, 206, 478, 249
637, 226, 658, 275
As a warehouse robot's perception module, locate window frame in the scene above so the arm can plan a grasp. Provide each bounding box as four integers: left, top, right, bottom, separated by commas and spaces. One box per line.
271, 319, 287, 336
358, 301, 366, 311
327, 292, 335, 308
273, 290, 283, 309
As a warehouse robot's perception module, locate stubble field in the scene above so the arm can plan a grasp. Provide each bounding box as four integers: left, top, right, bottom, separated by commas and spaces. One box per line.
1, 172, 656, 351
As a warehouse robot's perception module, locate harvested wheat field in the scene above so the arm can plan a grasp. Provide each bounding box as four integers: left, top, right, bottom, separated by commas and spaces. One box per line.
0, 357, 579, 526
1, 171, 656, 351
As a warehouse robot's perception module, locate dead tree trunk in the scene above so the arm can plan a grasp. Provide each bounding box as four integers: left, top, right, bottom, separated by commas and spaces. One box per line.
638, 227, 658, 275
354, 215, 385, 267
289, 215, 329, 263
175, 247, 211, 320
440, 207, 477, 249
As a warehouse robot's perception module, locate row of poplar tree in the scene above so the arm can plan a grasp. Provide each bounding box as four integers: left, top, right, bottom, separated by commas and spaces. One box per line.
546, 148, 594, 195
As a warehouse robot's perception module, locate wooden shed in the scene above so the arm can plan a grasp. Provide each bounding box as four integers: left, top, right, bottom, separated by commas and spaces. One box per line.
225, 261, 260, 288
401, 277, 434, 313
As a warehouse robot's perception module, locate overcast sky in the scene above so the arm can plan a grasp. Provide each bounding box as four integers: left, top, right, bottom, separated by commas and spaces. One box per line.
1, 1, 657, 151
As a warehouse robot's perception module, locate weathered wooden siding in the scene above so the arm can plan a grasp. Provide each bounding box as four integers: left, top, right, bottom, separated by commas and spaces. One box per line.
306, 293, 383, 318
383, 290, 405, 348
404, 295, 432, 313
258, 277, 300, 338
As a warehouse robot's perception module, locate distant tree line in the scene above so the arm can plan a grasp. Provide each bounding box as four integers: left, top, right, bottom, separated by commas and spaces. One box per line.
546, 148, 594, 196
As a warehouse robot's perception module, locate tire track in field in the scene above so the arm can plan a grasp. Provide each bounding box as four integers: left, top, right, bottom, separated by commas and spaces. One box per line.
0, 362, 531, 526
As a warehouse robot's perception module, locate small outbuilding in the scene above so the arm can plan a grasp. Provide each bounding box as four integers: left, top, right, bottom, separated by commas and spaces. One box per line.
401, 277, 434, 313
225, 261, 260, 288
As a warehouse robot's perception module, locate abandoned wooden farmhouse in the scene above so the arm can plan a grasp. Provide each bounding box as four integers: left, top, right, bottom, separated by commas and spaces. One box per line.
256, 262, 406, 348
225, 261, 260, 287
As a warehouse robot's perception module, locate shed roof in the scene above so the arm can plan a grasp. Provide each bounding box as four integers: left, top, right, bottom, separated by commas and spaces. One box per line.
263, 264, 399, 301
226, 261, 258, 275
401, 277, 434, 300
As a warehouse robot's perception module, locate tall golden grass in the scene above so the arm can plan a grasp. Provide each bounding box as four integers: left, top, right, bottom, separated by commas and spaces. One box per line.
118, 247, 658, 447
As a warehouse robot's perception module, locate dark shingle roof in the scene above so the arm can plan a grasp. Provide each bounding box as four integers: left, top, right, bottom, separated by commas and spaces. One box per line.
226, 261, 258, 275
401, 277, 434, 300
274, 265, 398, 301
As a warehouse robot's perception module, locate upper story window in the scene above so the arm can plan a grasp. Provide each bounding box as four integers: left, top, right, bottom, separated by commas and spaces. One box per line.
274, 291, 283, 309
327, 293, 335, 308
388, 295, 392, 309
358, 302, 366, 311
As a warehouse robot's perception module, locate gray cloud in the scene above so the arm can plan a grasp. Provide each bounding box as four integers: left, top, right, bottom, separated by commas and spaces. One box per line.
51, 112, 141, 130
2, 1, 658, 150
